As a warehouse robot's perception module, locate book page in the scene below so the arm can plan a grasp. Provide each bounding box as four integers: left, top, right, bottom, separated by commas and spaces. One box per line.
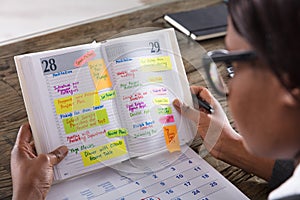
101, 29, 196, 157
46, 146, 249, 200
16, 43, 130, 181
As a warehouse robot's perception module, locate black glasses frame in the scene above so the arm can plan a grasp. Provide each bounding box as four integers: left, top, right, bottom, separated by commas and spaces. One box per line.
202, 49, 257, 96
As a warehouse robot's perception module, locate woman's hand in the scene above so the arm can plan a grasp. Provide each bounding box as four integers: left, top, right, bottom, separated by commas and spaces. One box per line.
11, 123, 68, 200
173, 86, 241, 160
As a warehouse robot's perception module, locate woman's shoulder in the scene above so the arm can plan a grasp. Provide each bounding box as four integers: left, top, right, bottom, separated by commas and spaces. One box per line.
272, 194, 300, 200
268, 164, 300, 200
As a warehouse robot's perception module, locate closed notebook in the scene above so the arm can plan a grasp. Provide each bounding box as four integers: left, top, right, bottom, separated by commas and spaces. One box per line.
164, 3, 228, 41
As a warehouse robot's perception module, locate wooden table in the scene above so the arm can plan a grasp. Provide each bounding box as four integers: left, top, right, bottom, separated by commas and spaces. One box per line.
0, 0, 269, 199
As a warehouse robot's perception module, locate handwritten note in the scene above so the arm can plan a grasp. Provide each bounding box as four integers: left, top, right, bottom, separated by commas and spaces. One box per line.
62, 109, 109, 134
74, 50, 96, 67
69, 143, 95, 155
163, 125, 180, 152
99, 90, 116, 101
53, 81, 79, 95
66, 130, 106, 144
132, 129, 157, 139
88, 59, 112, 90
140, 56, 172, 72
120, 81, 142, 90
148, 76, 163, 83
116, 69, 137, 78
157, 106, 172, 114
122, 92, 148, 101
54, 91, 100, 114
126, 101, 147, 113
151, 87, 167, 95
81, 139, 127, 167
106, 128, 128, 138
132, 120, 155, 130
153, 97, 170, 105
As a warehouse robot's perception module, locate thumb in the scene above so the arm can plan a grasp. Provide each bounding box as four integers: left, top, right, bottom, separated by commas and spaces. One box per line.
173, 99, 200, 123
47, 146, 68, 166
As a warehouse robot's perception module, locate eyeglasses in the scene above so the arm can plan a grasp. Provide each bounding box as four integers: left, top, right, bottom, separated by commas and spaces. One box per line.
202, 49, 257, 96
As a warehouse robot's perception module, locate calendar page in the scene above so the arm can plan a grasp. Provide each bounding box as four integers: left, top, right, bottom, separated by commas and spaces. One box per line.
47, 146, 249, 200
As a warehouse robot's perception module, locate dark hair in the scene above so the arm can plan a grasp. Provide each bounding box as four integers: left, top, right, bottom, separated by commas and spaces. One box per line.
228, 0, 300, 91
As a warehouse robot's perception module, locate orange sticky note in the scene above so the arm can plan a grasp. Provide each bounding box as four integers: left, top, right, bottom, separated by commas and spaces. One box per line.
163, 125, 181, 152
88, 59, 112, 90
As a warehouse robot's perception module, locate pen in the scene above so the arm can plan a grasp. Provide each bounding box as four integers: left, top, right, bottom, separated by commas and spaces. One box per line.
192, 94, 214, 114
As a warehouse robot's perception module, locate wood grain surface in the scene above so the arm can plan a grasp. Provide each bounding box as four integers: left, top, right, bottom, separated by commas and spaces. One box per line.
0, 0, 269, 199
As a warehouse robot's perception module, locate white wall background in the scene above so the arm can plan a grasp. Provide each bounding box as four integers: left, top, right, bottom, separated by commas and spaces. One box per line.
0, 0, 152, 44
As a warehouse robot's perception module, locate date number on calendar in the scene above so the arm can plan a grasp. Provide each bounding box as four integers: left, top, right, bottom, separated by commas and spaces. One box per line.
42, 58, 57, 73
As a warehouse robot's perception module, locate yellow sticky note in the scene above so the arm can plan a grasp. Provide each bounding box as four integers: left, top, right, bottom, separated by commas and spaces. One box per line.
54, 91, 100, 114
163, 125, 181, 152
63, 112, 97, 134
62, 109, 109, 134
140, 56, 172, 72
88, 59, 112, 90
95, 109, 110, 126
153, 97, 170, 105
157, 106, 172, 115
148, 76, 163, 83
80, 139, 127, 167
99, 90, 116, 101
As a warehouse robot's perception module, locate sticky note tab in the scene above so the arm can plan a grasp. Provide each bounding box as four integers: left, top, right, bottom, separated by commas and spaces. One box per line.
148, 76, 163, 83
81, 139, 127, 167
62, 109, 109, 134
54, 91, 100, 114
163, 125, 181, 152
88, 59, 112, 90
159, 115, 175, 124
74, 50, 96, 67
106, 128, 128, 138
95, 109, 110, 126
157, 106, 172, 114
140, 56, 172, 72
153, 97, 170, 105
99, 90, 116, 101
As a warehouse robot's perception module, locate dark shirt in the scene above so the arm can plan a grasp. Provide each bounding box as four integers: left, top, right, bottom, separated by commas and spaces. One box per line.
269, 159, 295, 190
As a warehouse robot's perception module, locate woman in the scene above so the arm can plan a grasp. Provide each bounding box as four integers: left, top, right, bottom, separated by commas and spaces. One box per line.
174, 0, 300, 199
11, 0, 299, 199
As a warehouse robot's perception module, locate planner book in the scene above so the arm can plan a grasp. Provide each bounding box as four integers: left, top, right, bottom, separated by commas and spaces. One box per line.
15, 28, 197, 181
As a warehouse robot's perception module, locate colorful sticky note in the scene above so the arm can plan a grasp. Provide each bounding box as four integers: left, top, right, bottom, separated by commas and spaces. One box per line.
95, 109, 110, 126
74, 50, 96, 67
62, 109, 109, 134
106, 128, 128, 138
153, 97, 170, 105
88, 59, 112, 90
148, 76, 163, 83
62, 112, 96, 134
159, 115, 175, 124
54, 91, 100, 114
157, 106, 172, 115
163, 125, 181, 152
80, 139, 127, 167
140, 56, 172, 72
99, 90, 116, 101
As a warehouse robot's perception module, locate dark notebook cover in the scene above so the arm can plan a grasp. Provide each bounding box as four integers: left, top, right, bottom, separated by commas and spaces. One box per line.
164, 3, 228, 41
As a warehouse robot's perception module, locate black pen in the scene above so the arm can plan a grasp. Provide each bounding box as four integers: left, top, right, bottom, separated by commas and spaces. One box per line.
192, 94, 214, 114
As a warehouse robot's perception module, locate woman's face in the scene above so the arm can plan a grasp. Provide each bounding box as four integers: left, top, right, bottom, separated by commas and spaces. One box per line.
225, 18, 300, 159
